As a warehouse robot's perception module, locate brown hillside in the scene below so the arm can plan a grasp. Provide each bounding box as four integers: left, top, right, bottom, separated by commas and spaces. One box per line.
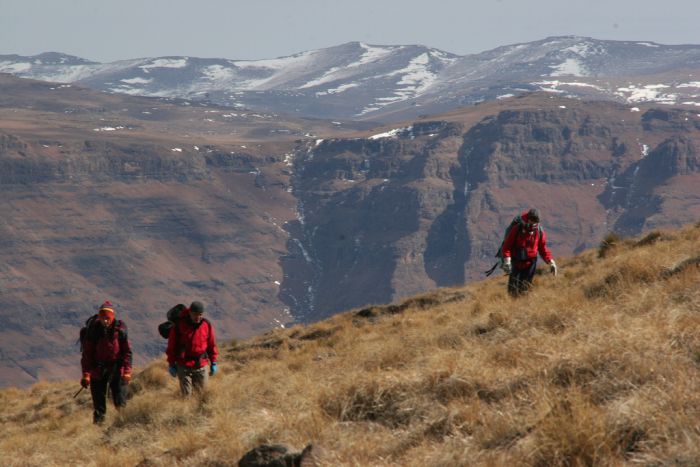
0, 73, 370, 387
2, 223, 699, 466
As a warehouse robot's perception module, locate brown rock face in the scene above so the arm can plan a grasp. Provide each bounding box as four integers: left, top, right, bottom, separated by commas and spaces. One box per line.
281, 98, 700, 321
0, 75, 320, 386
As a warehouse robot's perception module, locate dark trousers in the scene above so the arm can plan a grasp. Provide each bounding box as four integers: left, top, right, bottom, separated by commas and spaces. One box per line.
508, 260, 538, 297
90, 367, 127, 423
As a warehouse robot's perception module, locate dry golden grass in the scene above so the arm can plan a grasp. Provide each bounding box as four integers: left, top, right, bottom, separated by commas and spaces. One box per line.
1, 224, 700, 466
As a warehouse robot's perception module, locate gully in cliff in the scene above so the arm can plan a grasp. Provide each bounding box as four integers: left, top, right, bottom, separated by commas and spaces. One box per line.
491, 208, 558, 296
79, 300, 133, 424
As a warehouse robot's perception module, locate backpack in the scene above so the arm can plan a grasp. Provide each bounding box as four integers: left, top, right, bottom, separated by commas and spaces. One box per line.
485, 214, 544, 276
158, 304, 186, 339
78, 315, 127, 352
78, 314, 99, 352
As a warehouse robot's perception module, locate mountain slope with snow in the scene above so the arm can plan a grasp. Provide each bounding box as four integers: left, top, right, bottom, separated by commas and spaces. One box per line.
2, 36, 700, 120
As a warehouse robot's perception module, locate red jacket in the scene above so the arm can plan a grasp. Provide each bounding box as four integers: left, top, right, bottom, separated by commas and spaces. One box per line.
166, 310, 218, 368
501, 212, 553, 270
81, 320, 132, 379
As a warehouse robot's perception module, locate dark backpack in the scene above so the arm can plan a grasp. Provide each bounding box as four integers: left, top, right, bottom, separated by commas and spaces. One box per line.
485, 214, 544, 276
78, 315, 127, 351
158, 304, 186, 339
78, 315, 99, 352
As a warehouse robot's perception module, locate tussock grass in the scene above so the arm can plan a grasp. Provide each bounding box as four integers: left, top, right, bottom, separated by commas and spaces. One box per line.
2, 224, 700, 465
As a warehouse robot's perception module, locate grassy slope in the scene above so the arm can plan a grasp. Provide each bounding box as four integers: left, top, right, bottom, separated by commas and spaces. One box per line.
1, 224, 700, 466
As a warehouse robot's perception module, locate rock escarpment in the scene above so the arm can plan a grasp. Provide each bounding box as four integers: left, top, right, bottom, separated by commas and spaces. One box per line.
282, 101, 700, 321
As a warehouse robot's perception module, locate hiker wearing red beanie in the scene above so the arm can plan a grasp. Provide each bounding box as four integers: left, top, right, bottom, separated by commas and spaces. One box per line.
80, 300, 132, 424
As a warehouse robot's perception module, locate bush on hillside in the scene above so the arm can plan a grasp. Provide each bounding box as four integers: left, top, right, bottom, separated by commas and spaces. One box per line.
598, 232, 622, 258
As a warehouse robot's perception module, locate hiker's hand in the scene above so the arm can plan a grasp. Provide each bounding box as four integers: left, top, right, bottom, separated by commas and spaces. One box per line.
80, 374, 91, 388
549, 260, 557, 276
502, 257, 512, 274
168, 365, 178, 378
121, 373, 131, 385
210, 362, 218, 376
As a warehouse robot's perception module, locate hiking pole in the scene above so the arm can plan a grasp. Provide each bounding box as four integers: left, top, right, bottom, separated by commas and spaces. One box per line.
73, 387, 84, 398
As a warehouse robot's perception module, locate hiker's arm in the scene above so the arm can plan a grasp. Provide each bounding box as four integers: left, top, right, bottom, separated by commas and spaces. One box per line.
207, 323, 219, 364
501, 226, 518, 258
538, 229, 554, 263
119, 328, 133, 376
81, 339, 95, 375
166, 325, 177, 366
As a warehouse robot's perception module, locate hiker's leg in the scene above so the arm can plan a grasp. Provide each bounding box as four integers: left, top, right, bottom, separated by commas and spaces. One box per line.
90, 377, 108, 424
177, 365, 193, 396
110, 372, 127, 409
508, 270, 522, 297
191, 366, 209, 393
519, 261, 538, 294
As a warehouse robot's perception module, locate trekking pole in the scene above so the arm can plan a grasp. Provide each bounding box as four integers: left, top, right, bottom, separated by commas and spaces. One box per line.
73, 387, 84, 398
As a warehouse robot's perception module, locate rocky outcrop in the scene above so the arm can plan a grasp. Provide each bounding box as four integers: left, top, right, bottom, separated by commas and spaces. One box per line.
238, 444, 315, 467
0, 138, 214, 184
608, 136, 699, 235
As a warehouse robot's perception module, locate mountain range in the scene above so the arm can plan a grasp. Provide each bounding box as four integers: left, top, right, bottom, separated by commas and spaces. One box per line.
3, 36, 700, 121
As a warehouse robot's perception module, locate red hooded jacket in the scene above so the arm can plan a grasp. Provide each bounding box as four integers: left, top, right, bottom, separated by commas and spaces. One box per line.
81, 319, 133, 379
166, 309, 218, 368
501, 211, 553, 270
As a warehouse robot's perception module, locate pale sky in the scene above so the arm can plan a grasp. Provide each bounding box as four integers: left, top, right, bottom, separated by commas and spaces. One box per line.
1, 0, 698, 62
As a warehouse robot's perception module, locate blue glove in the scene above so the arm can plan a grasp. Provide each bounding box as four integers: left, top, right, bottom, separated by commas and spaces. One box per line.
209, 362, 218, 376
168, 365, 177, 377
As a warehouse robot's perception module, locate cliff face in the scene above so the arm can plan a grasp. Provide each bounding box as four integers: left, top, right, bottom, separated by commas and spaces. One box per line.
0, 136, 298, 386
0, 75, 316, 387
281, 100, 700, 321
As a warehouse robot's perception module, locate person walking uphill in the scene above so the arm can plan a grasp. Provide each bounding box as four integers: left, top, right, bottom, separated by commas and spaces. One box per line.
80, 300, 132, 424
501, 208, 557, 297
166, 301, 219, 396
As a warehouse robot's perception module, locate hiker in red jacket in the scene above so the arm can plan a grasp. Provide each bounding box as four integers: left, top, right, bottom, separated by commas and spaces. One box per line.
80, 300, 132, 424
166, 301, 219, 396
501, 208, 557, 296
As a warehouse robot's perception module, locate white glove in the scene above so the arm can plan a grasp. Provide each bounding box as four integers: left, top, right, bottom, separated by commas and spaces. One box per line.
502, 257, 512, 274
549, 259, 557, 276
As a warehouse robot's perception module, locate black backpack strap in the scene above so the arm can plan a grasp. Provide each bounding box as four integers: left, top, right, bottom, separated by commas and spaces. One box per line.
484, 262, 500, 276
115, 320, 128, 341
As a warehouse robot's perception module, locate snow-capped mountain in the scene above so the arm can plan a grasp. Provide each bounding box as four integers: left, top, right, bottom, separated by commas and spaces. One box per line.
416, 36, 700, 117
2, 37, 700, 120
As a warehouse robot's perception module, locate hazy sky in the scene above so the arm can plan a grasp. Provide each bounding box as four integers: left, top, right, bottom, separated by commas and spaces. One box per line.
1, 0, 698, 62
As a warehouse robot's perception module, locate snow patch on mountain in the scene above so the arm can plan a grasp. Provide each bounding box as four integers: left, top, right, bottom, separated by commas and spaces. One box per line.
120, 77, 152, 85
550, 58, 587, 77
360, 53, 437, 114
316, 82, 360, 96
232, 50, 321, 90
0, 61, 32, 73
563, 43, 596, 57
616, 84, 677, 104
370, 126, 411, 139
534, 80, 604, 93
140, 58, 188, 71
299, 44, 398, 90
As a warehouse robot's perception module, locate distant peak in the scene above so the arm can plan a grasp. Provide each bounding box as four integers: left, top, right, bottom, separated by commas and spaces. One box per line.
32, 52, 98, 65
